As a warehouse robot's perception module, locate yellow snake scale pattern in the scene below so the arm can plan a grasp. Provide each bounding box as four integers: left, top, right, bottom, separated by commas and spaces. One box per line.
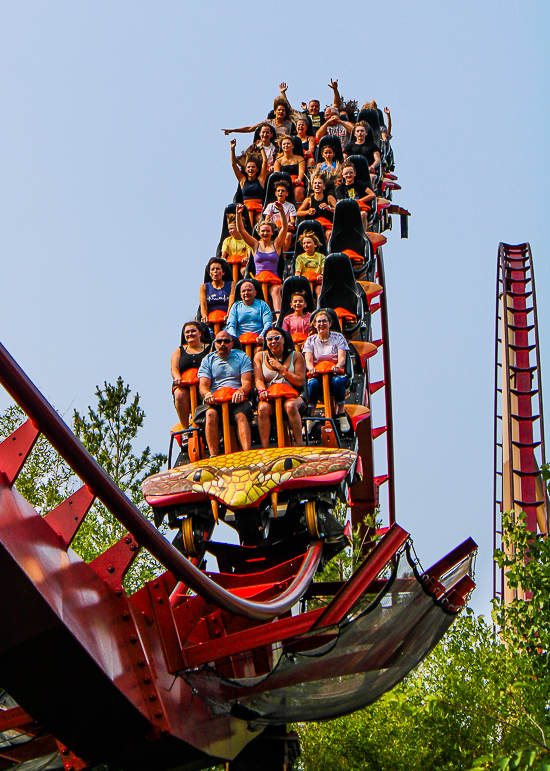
142, 447, 357, 508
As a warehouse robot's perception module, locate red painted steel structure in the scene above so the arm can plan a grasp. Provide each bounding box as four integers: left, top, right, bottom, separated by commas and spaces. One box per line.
494, 242, 548, 604
0, 341, 477, 770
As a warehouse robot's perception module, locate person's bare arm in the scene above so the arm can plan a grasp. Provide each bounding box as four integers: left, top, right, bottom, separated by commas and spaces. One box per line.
358, 188, 376, 206
230, 140, 245, 183
258, 147, 268, 186
227, 283, 236, 312
384, 107, 392, 136
171, 348, 182, 383
297, 158, 306, 183
336, 347, 347, 370
222, 124, 261, 135
369, 151, 381, 171
315, 121, 330, 141
253, 351, 268, 395
305, 350, 316, 373
329, 79, 341, 109
273, 203, 288, 253
282, 350, 305, 388
234, 370, 253, 402
235, 204, 258, 251
199, 284, 208, 321
297, 197, 315, 218
199, 376, 213, 401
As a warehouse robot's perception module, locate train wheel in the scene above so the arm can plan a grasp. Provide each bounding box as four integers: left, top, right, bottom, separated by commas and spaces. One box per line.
181, 517, 197, 556
305, 501, 320, 539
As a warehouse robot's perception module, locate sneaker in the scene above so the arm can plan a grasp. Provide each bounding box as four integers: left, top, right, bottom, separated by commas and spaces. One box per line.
338, 414, 351, 433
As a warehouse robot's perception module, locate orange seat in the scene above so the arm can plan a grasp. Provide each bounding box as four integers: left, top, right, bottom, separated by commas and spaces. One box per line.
239, 331, 259, 360
266, 383, 299, 400
254, 271, 282, 285
239, 332, 259, 345
315, 216, 333, 229
226, 252, 246, 264
207, 310, 227, 324
357, 201, 371, 212
244, 199, 263, 213
171, 422, 184, 447
365, 232, 387, 250
343, 249, 364, 264
179, 367, 200, 386
302, 269, 322, 285
212, 387, 237, 403
350, 341, 378, 367
334, 306, 357, 322
315, 360, 335, 374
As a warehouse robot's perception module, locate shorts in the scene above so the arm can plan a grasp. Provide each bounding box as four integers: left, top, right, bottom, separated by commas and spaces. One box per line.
194, 400, 253, 425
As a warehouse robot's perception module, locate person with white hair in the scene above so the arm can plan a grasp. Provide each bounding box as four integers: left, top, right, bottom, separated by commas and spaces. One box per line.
315, 106, 354, 150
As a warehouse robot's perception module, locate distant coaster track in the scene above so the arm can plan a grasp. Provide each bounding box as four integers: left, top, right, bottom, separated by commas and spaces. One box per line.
494, 242, 548, 604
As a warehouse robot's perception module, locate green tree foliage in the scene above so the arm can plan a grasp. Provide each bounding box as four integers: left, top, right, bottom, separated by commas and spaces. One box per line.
0, 378, 166, 593
71, 378, 167, 590
296, 475, 550, 771
0, 404, 74, 513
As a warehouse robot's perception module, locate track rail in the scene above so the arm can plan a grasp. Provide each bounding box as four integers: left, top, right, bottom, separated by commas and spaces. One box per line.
376, 246, 396, 525
493, 242, 548, 604
0, 340, 322, 621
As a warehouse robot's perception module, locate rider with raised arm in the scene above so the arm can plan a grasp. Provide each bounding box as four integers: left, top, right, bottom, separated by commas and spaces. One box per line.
316, 106, 354, 151
198, 332, 253, 456
222, 96, 294, 140
235, 203, 287, 313
230, 141, 268, 226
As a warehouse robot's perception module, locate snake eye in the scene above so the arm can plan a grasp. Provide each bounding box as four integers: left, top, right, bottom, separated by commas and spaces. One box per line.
192, 469, 215, 483
271, 457, 302, 474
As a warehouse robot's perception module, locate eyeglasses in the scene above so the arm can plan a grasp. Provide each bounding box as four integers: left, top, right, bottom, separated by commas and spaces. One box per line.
316, 319, 330, 324
266, 335, 282, 342
215, 339, 232, 345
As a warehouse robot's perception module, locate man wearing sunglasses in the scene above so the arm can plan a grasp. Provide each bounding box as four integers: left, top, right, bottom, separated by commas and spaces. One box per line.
197, 334, 254, 456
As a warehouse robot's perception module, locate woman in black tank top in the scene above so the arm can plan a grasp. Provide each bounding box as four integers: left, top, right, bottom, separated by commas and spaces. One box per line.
170, 322, 210, 429
274, 136, 307, 202
296, 174, 336, 230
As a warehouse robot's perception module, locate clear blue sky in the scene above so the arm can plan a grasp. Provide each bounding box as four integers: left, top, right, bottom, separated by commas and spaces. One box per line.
0, 1, 548, 614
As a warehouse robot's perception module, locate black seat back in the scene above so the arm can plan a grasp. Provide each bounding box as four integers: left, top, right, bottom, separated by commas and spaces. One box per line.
329, 200, 368, 258
317, 135, 344, 164
310, 307, 342, 334
234, 278, 264, 303
346, 155, 373, 189
318, 255, 360, 317
279, 276, 316, 327
263, 171, 296, 208
203, 257, 233, 284
357, 109, 383, 149
216, 204, 253, 258
252, 123, 278, 146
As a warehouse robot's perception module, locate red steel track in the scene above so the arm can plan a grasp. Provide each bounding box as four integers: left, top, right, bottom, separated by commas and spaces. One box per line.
494, 242, 548, 604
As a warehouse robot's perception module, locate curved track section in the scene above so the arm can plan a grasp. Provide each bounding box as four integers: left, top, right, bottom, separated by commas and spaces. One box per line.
494, 242, 548, 604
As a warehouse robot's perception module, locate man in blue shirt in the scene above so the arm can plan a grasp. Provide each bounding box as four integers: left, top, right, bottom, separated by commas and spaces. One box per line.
225, 281, 272, 347
198, 332, 254, 455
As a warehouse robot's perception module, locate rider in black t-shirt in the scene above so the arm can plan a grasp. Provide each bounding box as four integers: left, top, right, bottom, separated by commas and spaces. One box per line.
335, 163, 376, 230
343, 123, 381, 175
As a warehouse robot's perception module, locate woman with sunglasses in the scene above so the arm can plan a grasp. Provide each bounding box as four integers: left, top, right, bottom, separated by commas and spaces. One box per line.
254, 327, 305, 447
